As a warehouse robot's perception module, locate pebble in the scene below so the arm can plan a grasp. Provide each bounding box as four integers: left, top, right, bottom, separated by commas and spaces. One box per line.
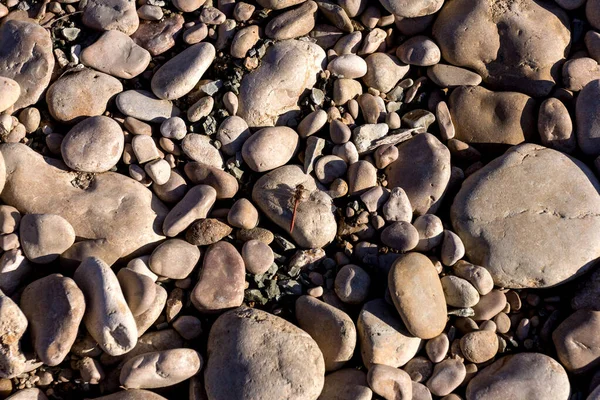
298, 109, 328, 139
186, 218, 232, 246
563, 57, 600, 91
20, 274, 85, 366
6, 390, 48, 400
362, 53, 410, 93
172, 315, 202, 340
552, 309, 600, 373
242, 240, 274, 274
183, 23, 208, 44
348, 160, 377, 195
353, 123, 389, 153
333, 78, 363, 105
79, 356, 104, 384
117, 90, 180, 123
217, 116, 250, 156
327, 54, 368, 78
452, 261, 494, 296
441, 276, 480, 308
149, 239, 200, 279
426, 359, 466, 397
188, 96, 214, 123
460, 330, 498, 363
181, 134, 223, 169
131, 135, 160, 164
81, 31, 151, 79
426, 333, 449, 363
538, 97, 575, 154
586, 30, 600, 63
374, 144, 399, 169
441, 230, 465, 266
427, 64, 482, 87
205, 307, 324, 400
172, 0, 204, 12
296, 295, 356, 371
135, 284, 166, 336
466, 353, 570, 400
242, 127, 299, 172
266, 1, 317, 40
383, 187, 412, 222
334, 264, 370, 304
191, 241, 245, 312
314, 155, 348, 184
472, 290, 507, 321
160, 117, 186, 140
329, 119, 352, 144
397, 35, 441, 66
388, 252, 447, 339
138, 4, 163, 20
319, 369, 372, 400
163, 185, 217, 237
368, 363, 413, 400
74, 257, 137, 356
151, 43, 216, 100
413, 214, 444, 251
0, 249, 30, 296
360, 186, 390, 212
19, 214, 75, 264
227, 198, 258, 230
132, 14, 185, 56
120, 349, 202, 389
0, 289, 29, 379
144, 159, 171, 185
380, 221, 419, 252
184, 162, 239, 199
82, 0, 139, 35
61, 116, 124, 173
230, 25, 260, 59
0, 77, 20, 113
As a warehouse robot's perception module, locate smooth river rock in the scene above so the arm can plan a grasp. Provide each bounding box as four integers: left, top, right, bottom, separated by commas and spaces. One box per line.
379, 0, 443, 18
205, 307, 325, 400
552, 309, 600, 374
238, 40, 326, 127
116, 90, 180, 123
0, 143, 167, 265
242, 127, 299, 172
120, 349, 202, 389
451, 143, 600, 288
252, 165, 336, 248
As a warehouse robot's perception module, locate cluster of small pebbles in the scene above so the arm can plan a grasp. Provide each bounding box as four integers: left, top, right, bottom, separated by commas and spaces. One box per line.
0, 0, 599, 399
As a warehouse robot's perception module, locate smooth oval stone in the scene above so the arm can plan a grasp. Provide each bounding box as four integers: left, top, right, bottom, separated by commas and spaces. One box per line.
252, 165, 336, 248
46, 69, 122, 123
319, 369, 372, 400
231, 25, 260, 59
184, 163, 238, 199
386, 133, 451, 216
427, 64, 482, 87
82, 0, 139, 35
0, 20, 54, 110
81, 30, 151, 79
388, 252, 447, 339
265, 1, 317, 40
0, 77, 19, 113
368, 363, 413, 400
451, 143, 600, 288
362, 53, 410, 93
19, 214, 75, 264
135, 284, 167, 336
295, 295, 356, 372
117, 268, 156, 316
61, 116, 124, 173
460, 330, 498, 363
448, 86, 536, 150
472, 290, 506, 321
242, 127, 299, 172
163, 184, 217, 237
20, 274, 85, 366
334, 264, 370, 304
0, 144, 166, 265
441, 275, 480, 308
466, 353, 570, 400
427, 359, 466, 397
452, 261, 494, 295
396, 35, 441, 66
191, 241, 245, 313
149, 239, 200, 279
228, 198, 259, 230
314, 155, 348, 184
538, 97, 575, 154
380, 0, 442, 17
153, 170, 188, 204
238, 40, 326, 127
216, 116, 251, 156
381, 221, 419, 252
120, 349, 202, 389
91, 390, 167, 400
552, 309, 600, 374
241, 240, 273, 274
151, 43, 215, 100
74, 257, 137, 355
433, 0, 570, 97
357, 299, 421, 368
577, 79, 600, 156
327, 54, 368, 79
181, 134, 223, 169
205, 307, 325, 400
116, 90, 180, 123
132, 14, 184, 56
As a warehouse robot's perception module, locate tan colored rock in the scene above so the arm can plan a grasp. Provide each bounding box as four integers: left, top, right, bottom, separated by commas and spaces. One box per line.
368, 363, 413, 400
120, 349, 202, 389
163, 185, 217, 237
19, 214, 75, 264
116, 90, 180, 123
0, 290, 28, 379
380, 0, 442, 17
132, 14, 184, 56
0, 77, 20, 113
82, 0, 139, 35
362, 53, 409, 93
427, 359, 466, 397
135, 284, 167, 336
552, 309, 600, 374
577, 79, 600, 156
538, 97, 575, 154
319, 369, 372, 400
242, 127, 299, 172
91, 390, 167, 400
184, 163, 239, 199
265, 1, 317, 39
460, 330, 498, 363
149, 239, 200, 279
117, 268, 156, 316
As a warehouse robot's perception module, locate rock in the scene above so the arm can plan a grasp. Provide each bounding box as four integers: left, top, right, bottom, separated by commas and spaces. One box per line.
92, 390, 167, 399
61, 116, 124, 173
19, 214, 75, 264
46, 69, 122, 124
252, 165, 336, 248
448, 86, 536, 150
577, 79, 600, 156
441, 276, 479, 308
362, 53, 410, 93
413, 214, 444, 252
172, 315, 202, 340
586, 31, 600, 63
379, 0, 442, 17
242, 240, 273, 274
74, 257, 138, 356
181, 134, 223, 169
0, 77, 19, 113
117, 268, 156, 316
151, 43, 215, 100
116, 90, 180, 123
238, 40, 326, 127
348, 160, 377, 195
368, 364, 413, 400
185, 218, 232, 246
352, 123, 389, 154
256, 0, 306, 9
319, 369, 372, 400
216, 116, 251, 156
172, 0, 204, 12
295, 296, 356, 371
135, 284, 166, 336
538, 97, 575, 154
427, 359, 466, 397
163, 185, 217, 237
20, 274, 85, 366
205, 307, 325, 400
0, 290, 28, 379
452, 261, 494, 295
385, 133, 451, 216
144, 159, 171, 185
334, 264, 370, 304
381, 221, 419, 252
132, 15, 185, 56
120, 349, 202, 389
425, 333, 449, 363
242, 127, 299, 172
451, 144, 600, 288
149, 239, 199, 279
333, 78, 363, 105
184, 163, 238, 199
83, 0, 139, 34
433, 0, 570, 97
266, 1, 317, 39
191, 241, 245, 312
0, 250, 31, 296
1, 144, 166, 265
396, 35, 441, 66
327, 54, 368, 78
383, 187, 412, 222
81, 30, 151, 79
466, 353, 570, 400
572, 268, 600, 311
460, 330, 498, 363
153, 170, 186, 202
472, 290, 506, 321
441, 230, 465, 266
388, 252, 447, 339
6, 389, 48, 400
563, 58, 600, 92
230, 25, 260, 59
0, 207, 20, 235
427, 64, 482, 87
552, 309, 600, 373
0, 20, 54, 110
228, 198, 259, 230
314, 155, 347, 184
